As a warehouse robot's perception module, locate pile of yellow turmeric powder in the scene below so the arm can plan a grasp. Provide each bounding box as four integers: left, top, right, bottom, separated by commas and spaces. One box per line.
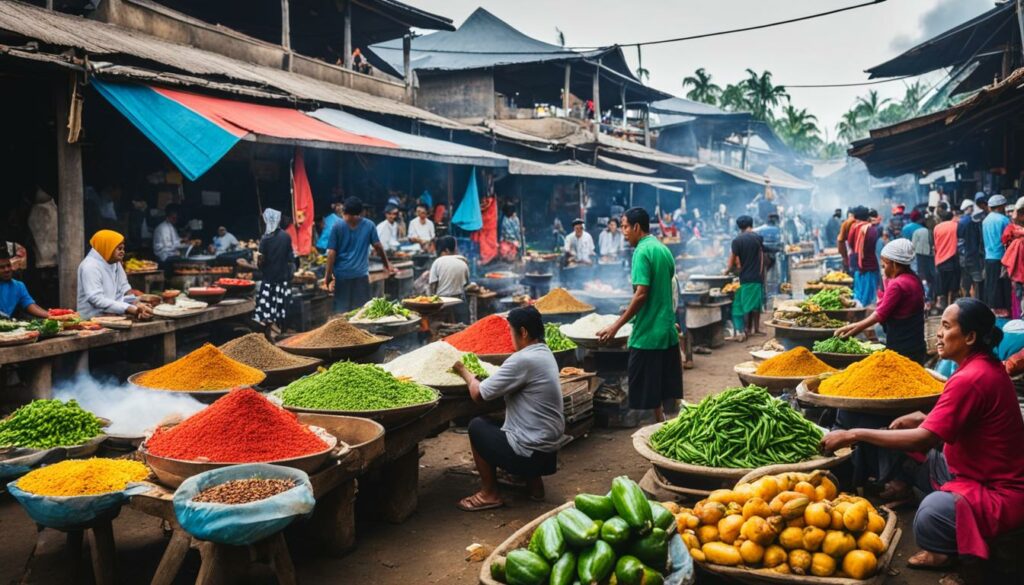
134, 343, 265, 391
17, 458, 149, 496
818, 350, 944, 398
755, 346, 836, 377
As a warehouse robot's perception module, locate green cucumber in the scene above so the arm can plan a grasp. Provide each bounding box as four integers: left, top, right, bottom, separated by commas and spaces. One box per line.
529, 517, 565, 563
548, 551, 577, 585
490, 557, 507, 583
641, 567, 665, 585
574, 493, 616, 520
506, 549, 550, 585
576, 540, 614, 585
556, 508, 600, 549
614, 555, 646, 585
648, 501, 674, 531
610, 476, 653, 535
600, 516, 632, 547
628, 527, 668, 571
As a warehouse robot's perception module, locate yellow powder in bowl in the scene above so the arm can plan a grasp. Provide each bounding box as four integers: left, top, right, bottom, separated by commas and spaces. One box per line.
755, 346, 836, 377
818, 350, 943, 398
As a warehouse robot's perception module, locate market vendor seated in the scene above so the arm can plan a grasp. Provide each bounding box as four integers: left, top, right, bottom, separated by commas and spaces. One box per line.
452, 306, 565, 511
822, 298, 1024, 571
0, 250, 47, 319
77, 230, 153, 320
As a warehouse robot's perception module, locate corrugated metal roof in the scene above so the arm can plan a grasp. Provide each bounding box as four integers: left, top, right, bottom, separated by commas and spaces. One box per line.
508, 158, 684, 191
0, 0, 465, 129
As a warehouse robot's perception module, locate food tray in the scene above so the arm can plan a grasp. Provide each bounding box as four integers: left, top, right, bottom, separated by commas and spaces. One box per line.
126, 371, 266, 404
632, 423, 852, 488
812, 351, 871, 369
0, 333, 40, 347
294, 413, 385, 472
401, 300, 444, 314
796, 375, 945, 415
479, 501, 693, 585
271, 388, 441, 430
276, 335, 391, 361
141, 425, 341, 488
733, 361, 830, 395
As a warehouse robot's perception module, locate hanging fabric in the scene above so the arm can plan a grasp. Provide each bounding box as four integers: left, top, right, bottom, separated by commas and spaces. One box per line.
286, 147, 315, 256
472, 195, 498, 264
452, 167, 483, 231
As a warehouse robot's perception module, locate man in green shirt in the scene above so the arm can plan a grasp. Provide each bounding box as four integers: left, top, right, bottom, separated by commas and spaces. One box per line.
598, 207, 682, 421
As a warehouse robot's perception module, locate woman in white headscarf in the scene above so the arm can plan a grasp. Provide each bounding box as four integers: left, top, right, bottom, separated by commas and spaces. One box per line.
254, 208, 294, 337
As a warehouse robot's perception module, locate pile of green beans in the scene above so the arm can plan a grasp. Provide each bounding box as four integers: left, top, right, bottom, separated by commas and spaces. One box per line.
650, 385, 822, 468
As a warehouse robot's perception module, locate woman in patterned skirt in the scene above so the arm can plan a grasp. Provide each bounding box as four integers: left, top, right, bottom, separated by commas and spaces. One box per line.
255, 208, 294, 339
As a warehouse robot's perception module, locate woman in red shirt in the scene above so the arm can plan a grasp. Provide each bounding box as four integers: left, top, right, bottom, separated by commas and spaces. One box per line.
823, 298, 1024, 568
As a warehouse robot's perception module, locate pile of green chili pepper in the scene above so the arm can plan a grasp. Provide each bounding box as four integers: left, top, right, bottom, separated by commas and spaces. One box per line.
0, 399, 104, 449
650, 385, 822, 468
458, 353, 490, 379
278, 362, 435, 411
544, 323, 577, 351
813, 336, 883, 355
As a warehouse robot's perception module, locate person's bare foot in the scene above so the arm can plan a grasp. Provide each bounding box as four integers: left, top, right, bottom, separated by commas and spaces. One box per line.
908, 550, 953, 569
879, 479, 912, 501
457, 491, 503, 511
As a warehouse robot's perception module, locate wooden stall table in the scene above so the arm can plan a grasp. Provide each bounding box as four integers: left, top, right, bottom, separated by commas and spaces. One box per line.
0, 301, 254, 400
466, 289, 498, 322
127, 271, 166, 293
684, 298, 731, 350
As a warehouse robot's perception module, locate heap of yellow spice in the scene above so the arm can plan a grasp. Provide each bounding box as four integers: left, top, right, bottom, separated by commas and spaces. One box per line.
17, 458, 149, 496
533, 288, 594, 314
135, 343, 265, 391
818, 350, 944, 398
755, 346, 836, 377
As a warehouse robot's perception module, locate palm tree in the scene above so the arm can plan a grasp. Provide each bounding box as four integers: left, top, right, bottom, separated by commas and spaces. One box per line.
854, 90, 892, 130
821, 141, 847, 159
681, 68, 722, 105
774, 105, 822, 156
719, 83, 748, 112
742, 69, 789, 122
836, 109, 865, 143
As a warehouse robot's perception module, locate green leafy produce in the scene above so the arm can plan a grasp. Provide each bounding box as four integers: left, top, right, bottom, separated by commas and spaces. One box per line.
813, 336, 884, 354
278, 361, 436, 411
802, 288, 851, 311
0, 399, 103, 449
0, 320, 29, 333
544, 323, 577, 351
650, 385, 823, 468
457, 353, 489, 380
362, 297, 411, 320
26, 319, 61, 337
793, 312, 846, 329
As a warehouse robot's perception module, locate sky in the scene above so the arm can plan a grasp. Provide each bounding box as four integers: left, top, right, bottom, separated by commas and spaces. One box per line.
406, 0, 994, 137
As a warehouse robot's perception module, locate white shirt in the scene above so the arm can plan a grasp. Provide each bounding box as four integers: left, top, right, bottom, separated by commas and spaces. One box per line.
407, 217, 435, 243
429, 255, 470, 297
212, 232, 240, 255
376, 219, 400, 251
153, 221, 180, 261
563, 231, 595, 263
77, 249, 136, 319
598, 230, 624, 257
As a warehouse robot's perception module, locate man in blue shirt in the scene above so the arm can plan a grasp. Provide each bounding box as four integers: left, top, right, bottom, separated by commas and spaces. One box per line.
982, 194, 1012, 311
315, 199, 343, 253
324, 197, 394, 313
0, 252, 47, 319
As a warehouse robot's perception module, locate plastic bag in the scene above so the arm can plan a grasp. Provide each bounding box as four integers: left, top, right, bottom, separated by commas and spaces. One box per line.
173, 464, 315, 546
6, 481, 150, 529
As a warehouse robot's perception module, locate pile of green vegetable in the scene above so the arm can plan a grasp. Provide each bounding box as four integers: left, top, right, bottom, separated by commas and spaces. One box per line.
650, 385, 822, 469
0, 319, 61, 337
802, 288, 853, 311
492, 476, 676, 585
278, 362, 436, 411
812, 336, 885, 355
792, 313, 846, 329
347, 297, 411, 320
544, 323, 577, 352
0, 399, 104, 449
457, 353, 490, 379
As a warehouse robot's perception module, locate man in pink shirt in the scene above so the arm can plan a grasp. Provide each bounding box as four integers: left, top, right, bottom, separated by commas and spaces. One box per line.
933, 209, 960, 310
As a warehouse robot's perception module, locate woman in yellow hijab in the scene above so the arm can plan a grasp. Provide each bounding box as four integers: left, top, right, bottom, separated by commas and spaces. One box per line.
76, 230, 152, 319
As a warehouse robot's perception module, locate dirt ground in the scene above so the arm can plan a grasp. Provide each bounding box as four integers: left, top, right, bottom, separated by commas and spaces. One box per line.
0, 340, 946, 585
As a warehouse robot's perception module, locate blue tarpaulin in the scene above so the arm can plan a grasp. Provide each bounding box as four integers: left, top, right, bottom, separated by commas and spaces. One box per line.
452, 168, 483, 232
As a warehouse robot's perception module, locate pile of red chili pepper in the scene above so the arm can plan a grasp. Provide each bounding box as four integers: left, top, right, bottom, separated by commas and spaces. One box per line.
444, 314, 515, 354
145, 388, 328, 462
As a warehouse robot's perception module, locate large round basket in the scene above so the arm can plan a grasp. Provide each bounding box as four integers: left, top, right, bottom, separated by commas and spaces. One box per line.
271, 388, 441, 430
824, 306, 869, 322
631, 423, 852, 497
812, 351, 872, 369
350, 316, 422, 337
733, 361, 826, 395
768, 321, 841, 350
796, 375, 944, 415
276, 335, 390, 361
141, 425, 341, 488
401, 300, 444, 314
294, 413, 385, 472
260, 357, 323, 387
478, 501, 693, 585
126, 372, 265, 404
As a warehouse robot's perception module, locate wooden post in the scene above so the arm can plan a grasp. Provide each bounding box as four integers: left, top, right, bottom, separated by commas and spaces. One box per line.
592, 60, 601, 133
620, 85, 627, 130
563, 63, 571, 115
55, 76, 84, 310
281, 0, 292, 70
343, 0, 353, 70
403, 34, 413, 102
643, 106, 651, 147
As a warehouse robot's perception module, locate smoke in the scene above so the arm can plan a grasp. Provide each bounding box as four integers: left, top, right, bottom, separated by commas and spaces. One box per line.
54, 375, 205, 436
890, 0, 993, 51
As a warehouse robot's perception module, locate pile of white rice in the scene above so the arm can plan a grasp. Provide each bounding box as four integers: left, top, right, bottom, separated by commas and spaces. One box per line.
381, 341, 498, 386
559, 314, 632, 339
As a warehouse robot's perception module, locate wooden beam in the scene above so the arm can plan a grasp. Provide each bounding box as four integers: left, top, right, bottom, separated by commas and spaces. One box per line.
592, 60, 601, 134
55, 76, 84, 310
563, 63, 571, 114
403, 34, 413, 102
281, 0, 292, 70
343, 0, 353, 70
620, 85, 627, 130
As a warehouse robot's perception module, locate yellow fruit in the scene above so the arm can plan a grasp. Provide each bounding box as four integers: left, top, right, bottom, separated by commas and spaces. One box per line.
786, 518, 806, 529
822, 530, 856, 558
778, 527, 804, 550
774, 473, 793, 492
781, 497, 810, 521
773, 563, 792, 574
857, 531, 886, 555
676, 513, 699, 533
811, 552, 837, 577
660, 501, 680, 515
681, 531, 701, 551
741, 516, 776, 546
726, 502, 743, 516
833, 501, 852, 516
734, 483, 754, 505
830, 510, 845, 530
793, 481, 816, 500
820, 477, 838, 500
696, 501, 727, 525
789, 549, 812, 575
763, 545, 788, 568
742, 497, 771, 520
802, 527, 826, 552
814, 485, 828, 502
842, 550, 878, 579
689, 548, 705, 562
718, 514, 745, 544
867, 511, 886, 534
766, 515, 786, 536
697, 525, 720, 544
739, 540, 765, 565
843, 502, 869, 532
753, 476, 780, 502
804, 502, 832, 529
702, 542, 743, 566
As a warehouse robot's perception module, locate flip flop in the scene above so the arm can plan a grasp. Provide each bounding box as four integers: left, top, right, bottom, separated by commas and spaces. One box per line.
457, 493, 503, 512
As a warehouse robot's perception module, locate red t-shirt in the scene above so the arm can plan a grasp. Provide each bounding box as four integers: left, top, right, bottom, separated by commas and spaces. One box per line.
873, 272, 923, 323
921, 352, 1024, 558
934, 219, 958, 265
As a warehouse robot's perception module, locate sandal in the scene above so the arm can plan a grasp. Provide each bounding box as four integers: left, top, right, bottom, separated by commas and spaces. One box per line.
907, 550, 954, 571
457, 492, 503, 512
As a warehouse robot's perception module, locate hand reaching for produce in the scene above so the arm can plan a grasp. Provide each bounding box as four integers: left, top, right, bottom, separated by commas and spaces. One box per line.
889, 411, 926, 430
834, 322, 857, 338
595, 324, 618, 344
820, 429, 856, 454
451, 360, 469, 379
